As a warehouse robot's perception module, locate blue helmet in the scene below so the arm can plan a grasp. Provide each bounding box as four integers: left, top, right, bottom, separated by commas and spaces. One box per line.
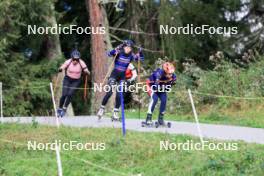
123, 40, 134, 47
71, 50, 81, 59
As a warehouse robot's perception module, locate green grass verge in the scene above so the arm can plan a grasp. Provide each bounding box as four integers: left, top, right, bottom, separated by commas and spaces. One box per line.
0, 123, 264, 176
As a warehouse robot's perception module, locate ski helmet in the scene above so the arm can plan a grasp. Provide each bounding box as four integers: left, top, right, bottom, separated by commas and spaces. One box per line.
71, 50, 81, 59
162, 62, 175, 74
123, 40, 134, 47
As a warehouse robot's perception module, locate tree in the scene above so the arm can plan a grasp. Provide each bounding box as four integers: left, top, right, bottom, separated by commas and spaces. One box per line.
157, 0, 253, 67
86, 0, 113, 112
0, 0, 61, 116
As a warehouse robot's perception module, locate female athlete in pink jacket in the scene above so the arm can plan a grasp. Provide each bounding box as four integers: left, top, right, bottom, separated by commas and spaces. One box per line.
57, 50, 90, 117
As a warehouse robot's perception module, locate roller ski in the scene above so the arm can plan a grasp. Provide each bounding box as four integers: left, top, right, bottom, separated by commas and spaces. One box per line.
142, 114, 154, 127
154, 121, 171, 128
97, 106, 105, 120
111, 110, 121, 122
154, 114, 171, 128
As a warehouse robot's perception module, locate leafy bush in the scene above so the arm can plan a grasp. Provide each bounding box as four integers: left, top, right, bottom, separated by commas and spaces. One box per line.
198, 57, 264, 97
1, 56, 63, 117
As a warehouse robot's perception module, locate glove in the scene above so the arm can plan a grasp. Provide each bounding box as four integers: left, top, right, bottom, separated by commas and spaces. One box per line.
115, 44, 124, 53
84, 70, 90, 75
139, 46, 142, 52
138, 47, 144, 61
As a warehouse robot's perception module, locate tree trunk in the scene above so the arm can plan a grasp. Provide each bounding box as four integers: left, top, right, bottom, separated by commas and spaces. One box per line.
128, 0, 140, 42
86, 0, 113, 113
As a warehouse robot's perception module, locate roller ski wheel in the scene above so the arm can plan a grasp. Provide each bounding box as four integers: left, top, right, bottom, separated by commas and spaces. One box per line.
142, 121, 154, 127
155, 121, 159, 128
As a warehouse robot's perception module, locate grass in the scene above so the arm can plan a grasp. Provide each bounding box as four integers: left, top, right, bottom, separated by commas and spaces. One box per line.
0, 123, 264, 176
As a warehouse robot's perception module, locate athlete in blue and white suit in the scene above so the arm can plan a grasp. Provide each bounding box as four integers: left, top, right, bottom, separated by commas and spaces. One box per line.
146, 62, 176, 125
97, 40, 144, 120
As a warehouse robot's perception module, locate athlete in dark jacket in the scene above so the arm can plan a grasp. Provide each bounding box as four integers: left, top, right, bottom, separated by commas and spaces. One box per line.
97, 40, 144, 120
145, 62, 176, 125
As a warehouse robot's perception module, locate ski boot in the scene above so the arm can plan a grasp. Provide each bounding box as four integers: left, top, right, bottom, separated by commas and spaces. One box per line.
57, 108, 66, 118
142, 113, 153, 127
57, 108, 63, 118
60, 108, 66, 118
155, 113, 171, 128
111, 109, 120, 122
97, 106, 105, 119
158, 113, 165, 125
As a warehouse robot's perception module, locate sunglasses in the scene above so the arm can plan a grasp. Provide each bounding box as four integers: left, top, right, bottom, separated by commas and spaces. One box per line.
72, 58, 79, 61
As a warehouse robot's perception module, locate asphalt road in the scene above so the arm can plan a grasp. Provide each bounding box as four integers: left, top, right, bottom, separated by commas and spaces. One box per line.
2, 116, 264, 144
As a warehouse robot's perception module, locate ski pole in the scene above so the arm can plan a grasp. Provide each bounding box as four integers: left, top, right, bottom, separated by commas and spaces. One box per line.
84, 74, 88, 101
137, 56, 141, 120
137, 57, 141, 83
138, 88, 141, 120
120, 81, 126, 136
102, 53, 117, 86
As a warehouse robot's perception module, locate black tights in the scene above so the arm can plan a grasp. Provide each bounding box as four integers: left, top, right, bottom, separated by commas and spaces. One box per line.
101, 70, 125, 109
59, 76, 81, 109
